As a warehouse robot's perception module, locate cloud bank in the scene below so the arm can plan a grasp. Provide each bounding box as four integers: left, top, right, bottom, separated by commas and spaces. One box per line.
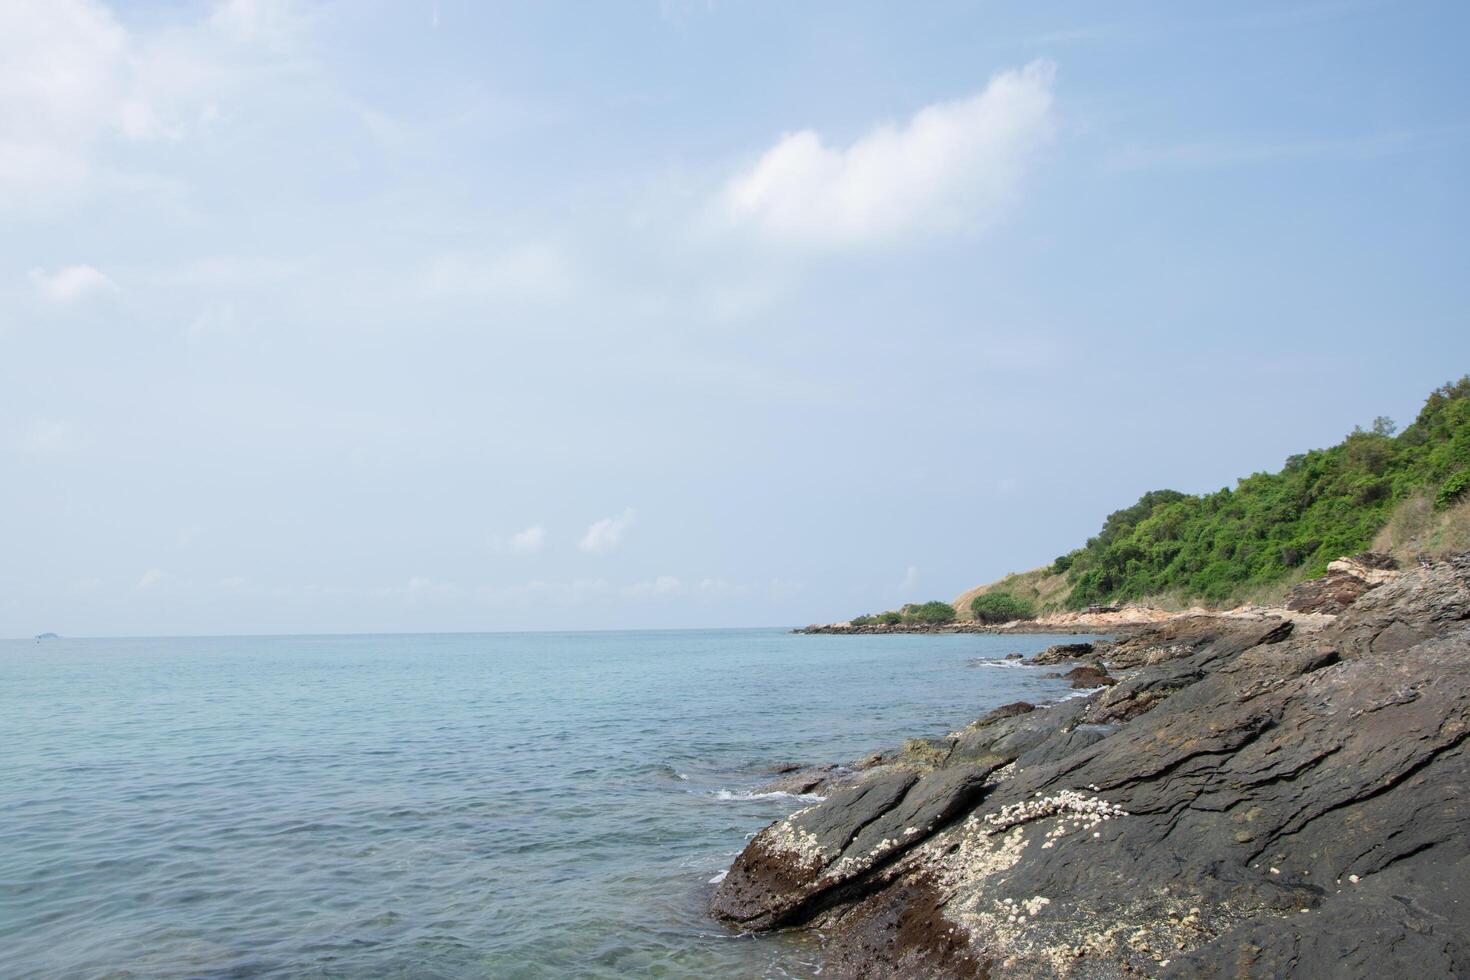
720, 60, 1056, 247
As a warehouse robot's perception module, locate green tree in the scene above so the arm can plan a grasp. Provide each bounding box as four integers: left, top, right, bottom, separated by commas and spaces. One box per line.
970, 592, 1036, 623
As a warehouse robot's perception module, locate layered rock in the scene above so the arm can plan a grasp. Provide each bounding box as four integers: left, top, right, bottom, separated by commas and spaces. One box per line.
1284, 551, 1401, 614
712, 555, 1470, 978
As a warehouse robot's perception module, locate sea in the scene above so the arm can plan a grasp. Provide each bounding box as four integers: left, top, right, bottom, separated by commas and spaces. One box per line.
0, 628, 1094, 978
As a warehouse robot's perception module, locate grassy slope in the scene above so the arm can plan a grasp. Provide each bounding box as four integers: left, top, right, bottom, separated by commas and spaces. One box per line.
952, 567, 1069, 622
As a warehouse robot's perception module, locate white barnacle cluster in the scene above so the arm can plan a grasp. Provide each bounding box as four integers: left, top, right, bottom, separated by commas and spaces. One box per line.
984, 762, 1018, 787
981, 789, 1129, 838
933, 823, 1029, 889
997, 894, 1053, 925
765, 818, 828, 868
869, 837, 902, 858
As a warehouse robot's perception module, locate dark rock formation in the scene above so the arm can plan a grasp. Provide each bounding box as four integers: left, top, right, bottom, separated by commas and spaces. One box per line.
1051, 665, 1117, 689
712, 554, 1470, 978
1031, 642, 1098, 665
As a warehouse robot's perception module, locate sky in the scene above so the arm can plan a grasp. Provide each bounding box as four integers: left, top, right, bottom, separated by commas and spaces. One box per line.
3, 0, 1469, 637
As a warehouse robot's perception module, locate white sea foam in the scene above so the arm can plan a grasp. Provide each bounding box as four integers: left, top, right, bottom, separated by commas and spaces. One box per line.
713, 789, 826, 803
708, 870, 729, 884
971, 658, 1030, 669
1053, 685, 1106, 702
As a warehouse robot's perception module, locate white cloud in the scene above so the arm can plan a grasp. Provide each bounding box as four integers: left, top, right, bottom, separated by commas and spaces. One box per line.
579, 508, 635, 554
0, 0, 310, 208
899, 565, 920, 593
28, 264, 119, 303
497, 524, 546, 555
0, 0, 129, 203
136, 568, 168, 590
720, 60, 1055, 247
423, 244, 570, 302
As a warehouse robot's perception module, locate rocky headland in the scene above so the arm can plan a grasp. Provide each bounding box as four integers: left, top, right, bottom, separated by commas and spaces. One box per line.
712, 553, 1470, 977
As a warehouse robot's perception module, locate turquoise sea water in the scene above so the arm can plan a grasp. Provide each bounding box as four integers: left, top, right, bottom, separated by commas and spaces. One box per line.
0, 629, 1092, 978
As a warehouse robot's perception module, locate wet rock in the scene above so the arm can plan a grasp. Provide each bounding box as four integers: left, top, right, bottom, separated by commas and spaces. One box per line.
1005, 651, 1025, 660
756, 763, 853, 796
1055, 665, 1117, 688
711, 761, 1003, 931
1032, 642, 1098, 665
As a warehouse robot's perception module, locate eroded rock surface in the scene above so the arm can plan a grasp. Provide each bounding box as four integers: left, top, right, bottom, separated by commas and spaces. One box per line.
1285, 551, 1402, 614
712, 555, 1470, 978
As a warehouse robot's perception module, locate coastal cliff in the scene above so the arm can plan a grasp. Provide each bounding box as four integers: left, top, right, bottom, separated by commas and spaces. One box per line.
712, 554, 1470, 977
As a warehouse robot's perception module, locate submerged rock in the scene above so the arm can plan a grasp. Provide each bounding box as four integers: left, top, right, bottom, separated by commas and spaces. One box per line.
711, 554, 1470, 978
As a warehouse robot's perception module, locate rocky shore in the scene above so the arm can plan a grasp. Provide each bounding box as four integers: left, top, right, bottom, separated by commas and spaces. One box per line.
794, 603, 1327, 636
712, 553, 1470, 977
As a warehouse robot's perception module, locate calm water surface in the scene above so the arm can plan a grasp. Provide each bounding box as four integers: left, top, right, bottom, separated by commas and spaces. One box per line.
0, 629, 1092, 978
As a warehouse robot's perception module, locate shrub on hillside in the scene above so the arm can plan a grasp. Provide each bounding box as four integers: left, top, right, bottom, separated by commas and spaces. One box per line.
1436, 468, 1470, 510
970, 591, 1037, 624
902, 600, 956, 625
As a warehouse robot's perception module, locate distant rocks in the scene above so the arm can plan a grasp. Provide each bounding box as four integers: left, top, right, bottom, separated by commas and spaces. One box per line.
795, 622, 1028, 635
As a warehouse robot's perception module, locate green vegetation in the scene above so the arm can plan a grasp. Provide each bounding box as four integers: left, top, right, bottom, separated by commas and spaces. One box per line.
850, 600, 956, 627
905, 600, 957, 624
1436, 467, 1470, 510
1053, 377, 1470, 608
969, 591, 1037, 624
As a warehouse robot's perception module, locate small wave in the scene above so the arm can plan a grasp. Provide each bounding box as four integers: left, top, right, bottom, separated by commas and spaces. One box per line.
712, 789, 826, 803
676, 772, 689, 781
969, 658, 1030, 669
708, 870, 728, 884
1052, 685, 1106, 702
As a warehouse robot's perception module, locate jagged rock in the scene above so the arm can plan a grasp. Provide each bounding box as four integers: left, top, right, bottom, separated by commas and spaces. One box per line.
710, 761, 1004, 931
1032, 642, 1097, 665
1005, 652, 1025, 660
981, 701, 1035, 722
1285, 551, 1403, 614
1051, 665, 1117, 688
712, 554, 1470, 979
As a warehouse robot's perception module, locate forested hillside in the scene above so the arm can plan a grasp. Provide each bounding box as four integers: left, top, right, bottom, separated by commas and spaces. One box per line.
1051, 377, 1470, 608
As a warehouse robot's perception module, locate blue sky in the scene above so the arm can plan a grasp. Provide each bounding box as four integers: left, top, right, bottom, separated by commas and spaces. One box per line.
3, 0, 1468, 636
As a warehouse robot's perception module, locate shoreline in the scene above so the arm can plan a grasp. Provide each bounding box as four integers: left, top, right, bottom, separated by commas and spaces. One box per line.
793, 603, 1332, 637
715, 553, 1470, 977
